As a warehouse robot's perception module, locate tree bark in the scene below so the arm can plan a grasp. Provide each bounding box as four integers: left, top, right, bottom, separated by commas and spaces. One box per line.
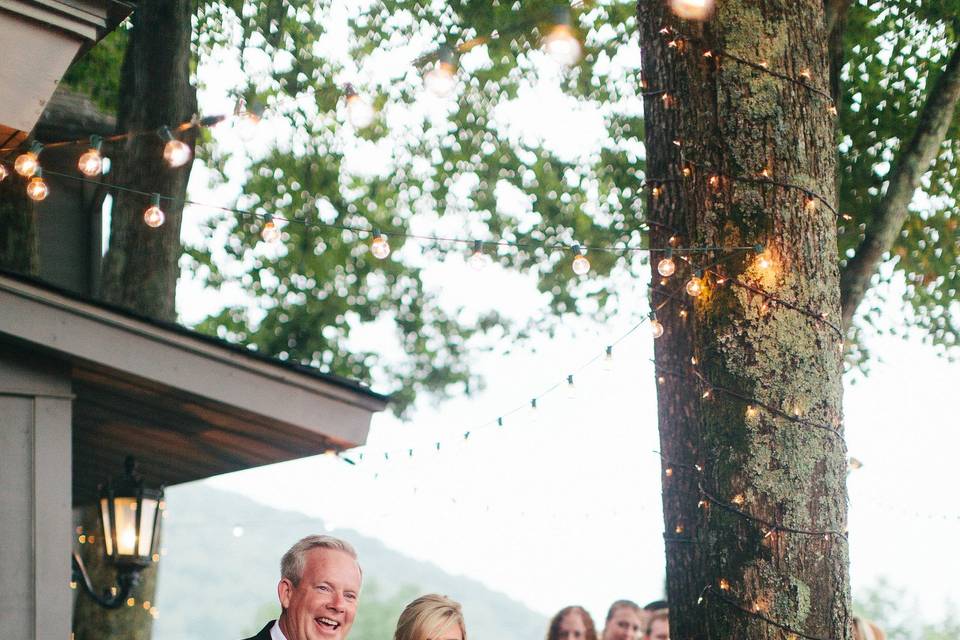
839, 42, 960, 329
98, 0, 198, 322
637, 1, 850, 638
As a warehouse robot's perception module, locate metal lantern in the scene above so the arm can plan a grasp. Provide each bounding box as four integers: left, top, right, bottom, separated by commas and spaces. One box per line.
73, 456, 165, 609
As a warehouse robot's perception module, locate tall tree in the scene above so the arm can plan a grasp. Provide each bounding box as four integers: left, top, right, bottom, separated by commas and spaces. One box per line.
638, 1, 848, 637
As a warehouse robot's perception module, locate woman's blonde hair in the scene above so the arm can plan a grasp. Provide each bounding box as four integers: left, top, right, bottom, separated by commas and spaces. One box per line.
394, 594, 466, 640
852, 617, 886, 640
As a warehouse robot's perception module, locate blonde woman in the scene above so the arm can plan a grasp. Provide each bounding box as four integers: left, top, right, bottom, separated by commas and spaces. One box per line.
394, 594, 467, 640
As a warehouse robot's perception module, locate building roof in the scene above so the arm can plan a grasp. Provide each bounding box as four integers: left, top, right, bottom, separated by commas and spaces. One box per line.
0, 269, 389, 503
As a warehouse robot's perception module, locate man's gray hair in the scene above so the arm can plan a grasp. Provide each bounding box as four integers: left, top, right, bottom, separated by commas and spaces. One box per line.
280, 535, 359, 586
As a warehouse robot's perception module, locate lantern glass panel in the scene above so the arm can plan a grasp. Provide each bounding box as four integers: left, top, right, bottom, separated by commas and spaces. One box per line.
100, 498, 113, 556
137, 499, 158, 556
113, 497, 139, 556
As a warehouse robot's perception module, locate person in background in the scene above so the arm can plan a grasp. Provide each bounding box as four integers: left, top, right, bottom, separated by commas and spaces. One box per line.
242, 534, 362, 640
393, 594, 467, 640
644, 608, 669, 640
545, 605, 598, 640
600, 600, 644, 640
852, 617, 886, 640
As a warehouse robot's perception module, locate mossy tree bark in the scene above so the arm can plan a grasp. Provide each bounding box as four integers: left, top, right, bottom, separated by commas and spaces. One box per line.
98, 0, 198, 322
637, 1, 850, 638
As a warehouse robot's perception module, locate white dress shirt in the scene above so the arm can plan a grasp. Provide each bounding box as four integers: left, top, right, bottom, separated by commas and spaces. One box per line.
270, 620, 288, 640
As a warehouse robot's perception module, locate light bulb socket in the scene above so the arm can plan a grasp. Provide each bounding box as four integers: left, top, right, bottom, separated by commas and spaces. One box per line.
372, 227, 383, 239
89, 136, 103, 152
550, 5, 573, 26
29, 141, 44, 155
566, 374, 574, 385
33, 167, 43, 178
665, 247, 673, 259
343, 83, 358, 99
158, 126, 175, 142
473, 239, 482, 253
436, 44, 456, 67
572, 243, 584, 256
151, 193, 161, 207
754, 243, 765, 254
694, 269, 703, 278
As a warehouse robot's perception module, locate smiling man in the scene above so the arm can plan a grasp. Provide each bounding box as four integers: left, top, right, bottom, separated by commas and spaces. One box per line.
243, 535, 362, 640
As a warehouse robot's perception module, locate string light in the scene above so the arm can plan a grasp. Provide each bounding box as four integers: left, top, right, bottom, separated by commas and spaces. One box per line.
159, 126, 191, 168
657, 249, 676, 277
685, 271, 704, 297
668, 0, 715, 21
343, 83, 375, 129
26, 168, 48, 201
542, 6, 582, 67
370, 229, 391, 259
423, 45, 457, 97
260, 214, 281, 243
14, 142, 42, 177
143, 194, 165, 228
0, 163, 8, 182
565, 374, 576, 400
571, 244, 590, 275
77, 136, 104, 177
651, 314, 664, 338
232, 98, 263, 141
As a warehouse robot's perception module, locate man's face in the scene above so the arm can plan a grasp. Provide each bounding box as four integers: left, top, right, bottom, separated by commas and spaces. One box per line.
277, 548, 362, 640
602, 607, 643, 640
558, 611, 588, 640
647, 618, 669, 640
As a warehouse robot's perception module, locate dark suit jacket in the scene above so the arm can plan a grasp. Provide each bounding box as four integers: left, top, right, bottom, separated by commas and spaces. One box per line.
242, 620, 275, 640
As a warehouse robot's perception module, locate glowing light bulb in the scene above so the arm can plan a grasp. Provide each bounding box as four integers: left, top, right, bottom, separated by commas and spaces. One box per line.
143, 194, 165, 228
757, 255, 772, 270
651, 184, 663, 199
159, 126, 191, 168
344, 84, 375, 128
657, 255, 676, 277
370, 229, 391, 259
0, 164, 8, 182
732, 494, 745, 506
686, 274, 704, 297
542, 7, 582, 67
468, 240, 487, 270
665, 467, 673, 477
261, 215, 281, 243
571, 244, 590, 275
719, 578, 730, 591
78, 136, 104, 177
15, 151, 39, 177
26, 170, 48, 201
424, 46, 457, 97
651, 317, 664, 338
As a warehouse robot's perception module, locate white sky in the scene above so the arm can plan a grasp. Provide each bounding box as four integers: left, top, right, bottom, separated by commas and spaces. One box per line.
168, 4, 959, 628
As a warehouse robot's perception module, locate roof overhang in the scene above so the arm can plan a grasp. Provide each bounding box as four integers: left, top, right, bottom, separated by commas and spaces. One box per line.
0, 273, 389, 504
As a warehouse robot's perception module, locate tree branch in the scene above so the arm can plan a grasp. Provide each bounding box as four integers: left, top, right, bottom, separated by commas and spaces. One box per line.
839, 42, 960, 328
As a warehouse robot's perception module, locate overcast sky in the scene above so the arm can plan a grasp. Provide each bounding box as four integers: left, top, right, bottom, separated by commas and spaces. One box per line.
167, 4, 959, 627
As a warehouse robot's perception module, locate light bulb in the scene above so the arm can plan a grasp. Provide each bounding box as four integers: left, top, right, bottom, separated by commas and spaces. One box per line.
686, 276, 704, 297
143, 194, 165, 228
669, 0, 714, 20
344, 86, 375, 129
651, 318, 664, 338
543, 8, 582, 68
757, 255, 772, 270
468, 241, 487, 270
163, 139, 192, 168
424, 46, 457, 97
26, 172, 48, 201
370, 230, 391, 259
78, 149, 103, 176
0, 164, 8, 182
657, 256, 676, 277
261, 217, 281, 243
15, 151, 39, 177
571, 246, 590, 275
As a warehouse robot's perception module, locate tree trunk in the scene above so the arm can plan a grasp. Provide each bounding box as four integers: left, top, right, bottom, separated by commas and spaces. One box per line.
637, 1, 850, 638
98, 0, 197, 322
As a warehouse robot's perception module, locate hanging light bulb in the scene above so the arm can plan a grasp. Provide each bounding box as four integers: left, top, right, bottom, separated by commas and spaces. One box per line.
542, 7, 582, 67
233, 98, 264, 141
78, 136, 104, 177
0, 163, 8, 182
26, 168, 48, 201
657, 249, 676, 277
370, 229, 391, 259
143, 194, 165, 228
159, 126, 192, 168
468, 240, 487, 270
343, 84, 375, 129
571, 244, 590, 275
651, 315, 664, 338
423, 45, 457, 97
669, 0, 715, 21
686, 271, 704, 297
15, 142, 43, 177
260, 215, 281, 243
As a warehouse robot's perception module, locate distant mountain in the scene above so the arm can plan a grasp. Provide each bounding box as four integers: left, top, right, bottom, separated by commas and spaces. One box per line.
152, 483, 546, 640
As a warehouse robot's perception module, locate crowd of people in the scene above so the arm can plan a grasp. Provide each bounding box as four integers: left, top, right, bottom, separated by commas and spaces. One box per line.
242, 534, 884, 640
